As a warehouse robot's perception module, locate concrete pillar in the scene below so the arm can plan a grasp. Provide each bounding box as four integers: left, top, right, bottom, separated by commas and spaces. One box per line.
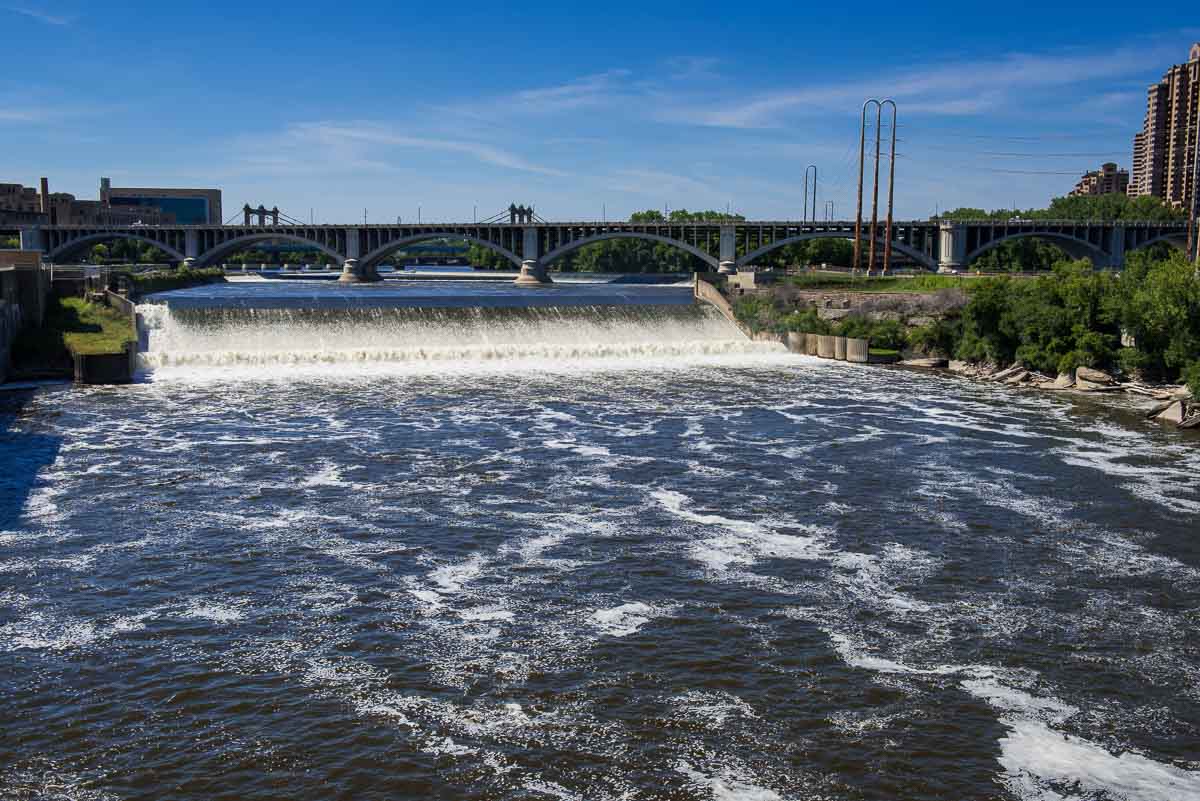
514, 259, 551, 286
345, 228, 360, 260
938, 221, 967, 273
19, 228, 43, 253
1109, 226, 1126, 269
184, 230, 199, 261
338, 258, 364, 283
514, 226, 551, 285
182, 258, 197, 270
719, 225, 737, 274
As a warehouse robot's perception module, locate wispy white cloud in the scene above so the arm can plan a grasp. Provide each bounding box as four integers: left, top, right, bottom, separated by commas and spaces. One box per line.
228, 121, 569, 179
664, 56, 722, 82
0, 109, 45, 122
604, 168, 718, 199
5, 5, 73, 25
658, 43, 1181, 128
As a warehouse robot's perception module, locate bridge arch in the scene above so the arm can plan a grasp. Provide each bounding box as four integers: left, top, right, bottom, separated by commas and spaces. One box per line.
359, 233, 522, 270
1128, 233, 1188, 254
541, 232, 720, 270
195, 233, 346, 268
964, 232, 1109, 268
737, 232, 937, 271
47, 232, 187, 264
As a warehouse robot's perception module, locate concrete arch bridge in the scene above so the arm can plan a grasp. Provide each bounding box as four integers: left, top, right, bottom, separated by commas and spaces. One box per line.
15, 218, 1189, 283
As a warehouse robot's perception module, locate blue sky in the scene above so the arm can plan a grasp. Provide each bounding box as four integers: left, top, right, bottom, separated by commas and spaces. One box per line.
2, 1, 1196, 222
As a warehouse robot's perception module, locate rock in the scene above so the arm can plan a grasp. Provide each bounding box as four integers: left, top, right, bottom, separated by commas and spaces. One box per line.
1004, 370, 1031, 385
1180, 413, 1200, 429
1076, 379, 1123, 392
1155, 401, 1186, 425
1075, 366, 1115, 385
1169, 385, 1194, 400
1052, 372, 1075, 389
949, 360, 970, 373
990, 364, 1025, 382
901, 357, 949, 369
1145, 400, 1175, 419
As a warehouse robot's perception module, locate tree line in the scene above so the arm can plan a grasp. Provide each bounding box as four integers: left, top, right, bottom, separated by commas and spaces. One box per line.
939, 193, 1186, 223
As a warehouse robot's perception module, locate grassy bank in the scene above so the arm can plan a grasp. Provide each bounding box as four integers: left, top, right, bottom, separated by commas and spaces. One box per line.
131, 266, 225, 295
11, 297, 135, 370
736, 250, 1200, 397
786, 272, 982, 293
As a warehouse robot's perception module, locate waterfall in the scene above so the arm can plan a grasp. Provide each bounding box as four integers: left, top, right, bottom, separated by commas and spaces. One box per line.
135, 302, 784, 373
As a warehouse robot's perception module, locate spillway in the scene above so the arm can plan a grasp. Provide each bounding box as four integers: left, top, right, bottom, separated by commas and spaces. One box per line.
136, 301, 784, 373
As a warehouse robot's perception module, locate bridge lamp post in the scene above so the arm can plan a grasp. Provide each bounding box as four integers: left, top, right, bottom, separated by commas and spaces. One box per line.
803, 165, 817, 223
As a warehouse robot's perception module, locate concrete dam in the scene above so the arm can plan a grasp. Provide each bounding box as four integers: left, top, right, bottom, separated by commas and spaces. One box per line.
134, 281, 784, 375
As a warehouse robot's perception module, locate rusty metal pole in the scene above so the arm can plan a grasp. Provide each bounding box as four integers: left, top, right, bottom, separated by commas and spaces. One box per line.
854, 101, 874, 273
867, 103, 883, 276
882, 101, 898, 275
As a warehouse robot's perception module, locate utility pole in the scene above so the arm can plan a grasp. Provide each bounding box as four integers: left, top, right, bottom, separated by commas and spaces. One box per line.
363, 208, 368, 225
855, 99, 897, 276
881, 102, 898, 276
854, 102, 869, 273
473, 205, 477, 224
418, 205, 422, 225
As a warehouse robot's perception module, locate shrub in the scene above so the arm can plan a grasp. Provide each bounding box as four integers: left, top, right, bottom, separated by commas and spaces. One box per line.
907, 318, 961, 356
780, 307, 830, 334
1184, 362, 1200, 398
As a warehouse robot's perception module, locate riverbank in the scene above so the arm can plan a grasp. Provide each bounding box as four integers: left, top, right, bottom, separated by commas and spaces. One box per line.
9, 296, 136, 381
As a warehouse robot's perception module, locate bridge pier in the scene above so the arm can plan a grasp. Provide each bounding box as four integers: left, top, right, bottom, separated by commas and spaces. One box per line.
938, 221, 966, 273
338, 259, 366, 283
719, 225, 737, 274
19, 229, 43, 255
514, 259, 552, 286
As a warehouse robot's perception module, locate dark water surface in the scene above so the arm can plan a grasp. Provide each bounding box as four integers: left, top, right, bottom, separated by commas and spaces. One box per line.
1, 295, 1199, 800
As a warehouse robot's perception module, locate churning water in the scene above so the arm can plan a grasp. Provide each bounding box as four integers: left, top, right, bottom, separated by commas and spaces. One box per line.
2, 284, 1199, 800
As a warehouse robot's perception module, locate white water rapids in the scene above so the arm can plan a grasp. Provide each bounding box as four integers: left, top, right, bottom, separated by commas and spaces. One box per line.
135, 302, 785, 374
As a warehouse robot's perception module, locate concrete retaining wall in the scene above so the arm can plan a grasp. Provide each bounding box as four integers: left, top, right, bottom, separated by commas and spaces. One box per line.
805, 333, 819, 356
693, 274, 741, 329
105, 290, 136, 318
817, 335, 836, 359
73, 343, 136, 385
847, 338, 869, 363
835, 337, 848, 361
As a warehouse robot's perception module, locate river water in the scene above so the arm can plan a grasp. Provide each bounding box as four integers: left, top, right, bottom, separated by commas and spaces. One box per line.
2, 281, 1199, 800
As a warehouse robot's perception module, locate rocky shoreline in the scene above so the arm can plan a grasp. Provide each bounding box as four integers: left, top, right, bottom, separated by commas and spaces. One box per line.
937, 361, 1198, 429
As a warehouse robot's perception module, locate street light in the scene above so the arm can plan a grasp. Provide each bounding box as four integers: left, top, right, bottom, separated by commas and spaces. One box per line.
803, 165, 817, 223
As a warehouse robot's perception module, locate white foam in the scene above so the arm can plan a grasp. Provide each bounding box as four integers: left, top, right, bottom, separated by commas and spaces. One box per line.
299, 461, 349, 488
676, 762, 786, 801
590, 602, 659, 637
997, 719, 1200, 801
428, 554, 486, 594
182, 598, 245, 624
0, 612, 100, 652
